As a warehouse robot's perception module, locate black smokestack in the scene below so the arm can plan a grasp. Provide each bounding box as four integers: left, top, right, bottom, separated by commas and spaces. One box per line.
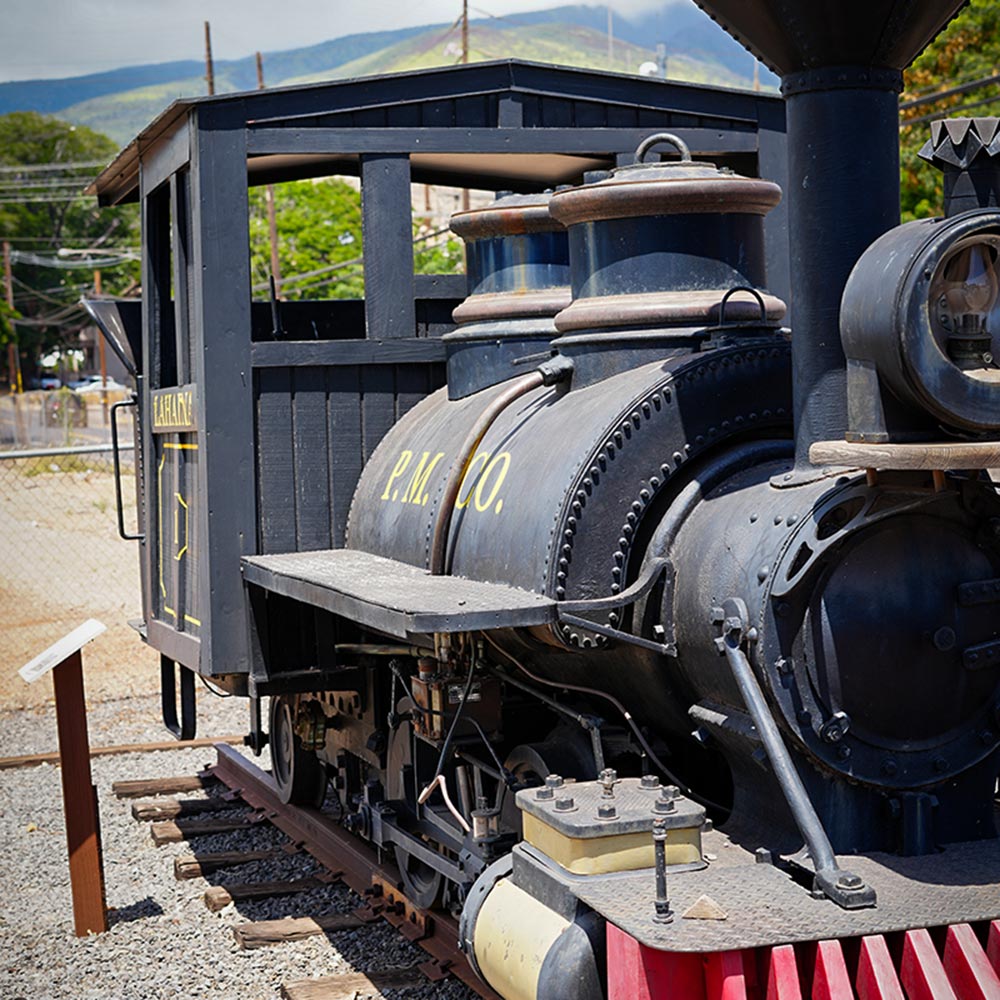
691, 1, 969, 466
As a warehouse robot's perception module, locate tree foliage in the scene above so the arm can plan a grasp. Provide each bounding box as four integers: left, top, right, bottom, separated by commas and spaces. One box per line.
901, 0, 1000, 221
0, 112, 139, 373
248, 177, 463, 302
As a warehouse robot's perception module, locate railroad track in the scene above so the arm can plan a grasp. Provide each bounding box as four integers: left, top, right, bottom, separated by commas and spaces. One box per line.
114, 743, 496, 1000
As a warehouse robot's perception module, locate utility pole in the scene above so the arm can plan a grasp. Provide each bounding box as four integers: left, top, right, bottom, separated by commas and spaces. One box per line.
256, 52, 283, 297
753, 58, 761, 92
204, 21, 215, 96
460, 0, 471, 210
607, 6, 614, 69
94, 269, 108, 425
461, 0, 469, 64
3, 240, 22, 395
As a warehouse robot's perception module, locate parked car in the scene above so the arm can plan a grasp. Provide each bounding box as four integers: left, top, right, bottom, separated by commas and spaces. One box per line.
67, 375, 103, 390
74, 377, 128, 394
28, 374, 62, 390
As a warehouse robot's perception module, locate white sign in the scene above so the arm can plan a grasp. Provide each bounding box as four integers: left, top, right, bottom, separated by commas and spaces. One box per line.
19, 619, 106, 684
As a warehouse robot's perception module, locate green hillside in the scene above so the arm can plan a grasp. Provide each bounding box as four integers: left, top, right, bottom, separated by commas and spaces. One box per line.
58, 20, 752, 146
288, 22, 748, 88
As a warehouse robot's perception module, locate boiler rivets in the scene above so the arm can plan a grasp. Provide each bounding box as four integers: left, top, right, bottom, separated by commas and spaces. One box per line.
880, 759, 898, 777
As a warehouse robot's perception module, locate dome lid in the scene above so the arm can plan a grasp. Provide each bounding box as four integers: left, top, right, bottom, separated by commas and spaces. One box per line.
549, 133, 781, 227
450, 189, 566, 241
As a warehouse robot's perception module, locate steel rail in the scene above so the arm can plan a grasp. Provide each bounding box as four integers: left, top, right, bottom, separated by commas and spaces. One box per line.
210, 744, 499, 999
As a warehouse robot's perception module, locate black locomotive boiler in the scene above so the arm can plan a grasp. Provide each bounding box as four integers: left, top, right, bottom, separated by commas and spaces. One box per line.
87, 2, 1000, 998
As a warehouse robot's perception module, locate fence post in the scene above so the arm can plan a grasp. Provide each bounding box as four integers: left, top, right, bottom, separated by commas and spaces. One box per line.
19, 619, 109, 936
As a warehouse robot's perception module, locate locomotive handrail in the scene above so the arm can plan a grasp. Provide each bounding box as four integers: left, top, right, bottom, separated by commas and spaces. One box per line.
719, 597, 876, 911
111, 395, 144, 542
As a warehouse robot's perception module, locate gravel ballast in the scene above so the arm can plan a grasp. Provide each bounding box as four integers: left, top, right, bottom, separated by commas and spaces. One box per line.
0, 697, 480, 1000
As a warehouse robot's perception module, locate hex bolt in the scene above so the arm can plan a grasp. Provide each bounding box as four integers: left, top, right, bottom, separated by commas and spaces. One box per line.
535, 786, 554, 801
544, 774, 564, 788
655, 790, 676, 814
555, 796, 576, 811
599, 768, 617, 797
820, 711, 850, 744
640, 774, 661, 790
652, 818, 673, 924
664, 785, 679, 800
837, 873, 864, 891
597, 803, 617, 820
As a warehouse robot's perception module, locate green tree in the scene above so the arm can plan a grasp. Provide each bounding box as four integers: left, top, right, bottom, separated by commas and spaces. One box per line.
901, 0, 1000, 220
248, 177, 463, 301
0, 112, 139, 381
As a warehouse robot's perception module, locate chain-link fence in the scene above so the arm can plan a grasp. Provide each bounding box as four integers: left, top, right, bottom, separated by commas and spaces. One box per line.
0, 440, 157, 709
0, 389, 133, 451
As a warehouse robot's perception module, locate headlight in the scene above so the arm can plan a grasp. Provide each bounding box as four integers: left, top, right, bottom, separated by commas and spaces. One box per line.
841, 211, 1000, 439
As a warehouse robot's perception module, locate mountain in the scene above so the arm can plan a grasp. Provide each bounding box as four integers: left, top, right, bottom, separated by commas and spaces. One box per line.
0, 4, 774, 147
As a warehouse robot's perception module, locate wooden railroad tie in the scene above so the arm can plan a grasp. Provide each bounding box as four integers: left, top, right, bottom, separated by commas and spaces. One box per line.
131, 797, 233, 821
233, 913, 365, 950
113, 771, 218, 799
151, 817, 252, 845
174, 849, 283, 880
0, 735, 244, 772
281, 966, 428, 1000
204, 875, 331, 912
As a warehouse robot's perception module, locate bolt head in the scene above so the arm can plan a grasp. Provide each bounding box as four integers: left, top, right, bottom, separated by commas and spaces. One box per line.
599, 768, 617, 784
664, 785, 679, 800
640, 774, 660, 790
597, 803, 617, 819
535, 786, 554, 801
544, 774, 564, 788
654, 796, 676, 814
554, 796, 575, 811
837, 874, 864, 890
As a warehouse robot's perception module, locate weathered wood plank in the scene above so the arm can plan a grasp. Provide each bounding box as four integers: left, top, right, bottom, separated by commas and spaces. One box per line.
233, 913, 364, 950
204, 877, 325, 912
809, 439, 1000, 471
0, 736, 243, 771
174, 849, 282, 880
113, 772, 217, 799
131, 797, 228, 821
151, 817, 249, 845
281, 967, 427, 1000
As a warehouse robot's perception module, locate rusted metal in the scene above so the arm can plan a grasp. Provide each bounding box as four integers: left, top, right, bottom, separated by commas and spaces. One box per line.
53, 649, 108, 936
210, 744, 499, 999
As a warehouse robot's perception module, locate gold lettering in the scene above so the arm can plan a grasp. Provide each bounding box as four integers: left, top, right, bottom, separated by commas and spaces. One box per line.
403, 451, 445, 506
456, 451, 489, 508
381, 451, 413, 500
473, 452, 511, 512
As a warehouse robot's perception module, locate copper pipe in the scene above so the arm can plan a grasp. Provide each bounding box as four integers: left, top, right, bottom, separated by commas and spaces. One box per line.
430, 371, 544, 574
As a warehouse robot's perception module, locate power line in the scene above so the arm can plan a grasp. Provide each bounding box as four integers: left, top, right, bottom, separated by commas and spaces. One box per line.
902, 92, 1000, 129
900, 71, 1000, 112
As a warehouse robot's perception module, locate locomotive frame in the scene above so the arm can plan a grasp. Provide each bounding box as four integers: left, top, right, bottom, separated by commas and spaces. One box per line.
87, 8, 1000, 996
89, 60, 789, 726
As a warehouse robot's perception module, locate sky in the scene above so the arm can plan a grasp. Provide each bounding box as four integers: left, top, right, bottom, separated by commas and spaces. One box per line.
3, 0, 673, 82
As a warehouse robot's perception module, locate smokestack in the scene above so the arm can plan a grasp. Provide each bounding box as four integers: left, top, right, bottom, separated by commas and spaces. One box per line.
691, 1, 968, 466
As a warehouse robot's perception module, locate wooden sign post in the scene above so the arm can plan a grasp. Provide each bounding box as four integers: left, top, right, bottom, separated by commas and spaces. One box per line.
19, 619, 109, 935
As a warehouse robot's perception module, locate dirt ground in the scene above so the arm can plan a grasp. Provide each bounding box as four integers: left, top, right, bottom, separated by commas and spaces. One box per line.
0, 461, 159, 711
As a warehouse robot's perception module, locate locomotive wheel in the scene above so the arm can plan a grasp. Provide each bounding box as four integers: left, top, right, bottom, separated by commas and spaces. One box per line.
387, 699, 444, 909
270, 696, 327, 808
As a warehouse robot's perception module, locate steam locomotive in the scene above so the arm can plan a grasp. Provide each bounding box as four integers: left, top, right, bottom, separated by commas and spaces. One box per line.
87, 1, 1000, 997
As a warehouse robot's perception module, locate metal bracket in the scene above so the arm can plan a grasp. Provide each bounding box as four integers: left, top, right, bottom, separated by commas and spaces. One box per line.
716, 598, 876, 910
160, 655, 196, 741
557, 557, 675, 654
